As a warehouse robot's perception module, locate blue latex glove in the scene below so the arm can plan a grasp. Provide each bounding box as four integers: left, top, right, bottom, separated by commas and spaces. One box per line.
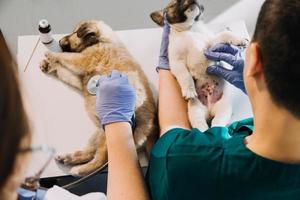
96, 70, 136, 127
205, 43, 246, 94
156, 16, 170, 71
17, 188, 47, 200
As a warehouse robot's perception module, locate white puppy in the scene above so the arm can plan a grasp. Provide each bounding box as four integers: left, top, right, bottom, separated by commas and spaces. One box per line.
151, 0, 247, 131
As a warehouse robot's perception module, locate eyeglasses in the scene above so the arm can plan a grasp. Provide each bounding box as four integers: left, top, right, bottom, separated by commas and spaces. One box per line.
19, 145, 56, 191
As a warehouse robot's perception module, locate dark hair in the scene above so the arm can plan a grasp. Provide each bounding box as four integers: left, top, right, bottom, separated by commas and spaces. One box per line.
253, 0, 300, 117
0, 31, 30, 189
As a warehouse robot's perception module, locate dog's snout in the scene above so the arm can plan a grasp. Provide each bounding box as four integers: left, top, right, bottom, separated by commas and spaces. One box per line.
59, 38, 71, 52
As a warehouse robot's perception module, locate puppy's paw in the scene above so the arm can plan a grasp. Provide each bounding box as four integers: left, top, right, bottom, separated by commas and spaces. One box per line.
182, 86, 198, 100
69, 165, 86, 177
55, 154, 74, 165
222, 34, 249, 49
40, 52, 58, 73
236, 38, 249, 48
39, 59, 51, 73
45, 51, 59, 63
55, 151, 90, 165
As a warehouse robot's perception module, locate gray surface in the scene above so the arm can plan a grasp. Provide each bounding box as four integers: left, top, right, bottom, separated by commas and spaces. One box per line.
0, 0, 241, 54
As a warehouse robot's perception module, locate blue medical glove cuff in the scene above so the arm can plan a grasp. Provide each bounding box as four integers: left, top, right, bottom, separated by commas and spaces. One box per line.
101, 112, 133, 126
102, 114, 136, 130
157, 15, 170, 72
156, 59, 170, 71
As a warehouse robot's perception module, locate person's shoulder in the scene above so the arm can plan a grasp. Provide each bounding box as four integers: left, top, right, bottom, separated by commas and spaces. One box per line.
227, 118, 254, 136
150, 126, 229, 159
151, 118, 254, 159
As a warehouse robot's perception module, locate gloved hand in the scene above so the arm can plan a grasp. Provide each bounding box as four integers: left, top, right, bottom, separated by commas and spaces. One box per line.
157, 16, 170, 71
96, 70, 136, 127
205, 43, 246, 94
17, 188, 46, 200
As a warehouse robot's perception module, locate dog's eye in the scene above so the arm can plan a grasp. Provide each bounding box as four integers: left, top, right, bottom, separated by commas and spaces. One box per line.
84, 32, 96, 39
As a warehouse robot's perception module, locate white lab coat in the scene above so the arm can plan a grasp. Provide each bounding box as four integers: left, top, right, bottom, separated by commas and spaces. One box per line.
44, 186, 107, 200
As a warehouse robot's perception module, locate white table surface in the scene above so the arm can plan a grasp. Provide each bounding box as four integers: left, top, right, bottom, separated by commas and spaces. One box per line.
18, 20, 252, 178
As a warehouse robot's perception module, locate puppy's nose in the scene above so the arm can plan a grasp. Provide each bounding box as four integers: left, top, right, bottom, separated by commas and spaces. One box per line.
59, 38, 71, 52
59, 38, 67, 47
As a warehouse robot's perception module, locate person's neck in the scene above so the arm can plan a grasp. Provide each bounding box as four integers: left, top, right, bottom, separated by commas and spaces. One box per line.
247, 92, 300, 164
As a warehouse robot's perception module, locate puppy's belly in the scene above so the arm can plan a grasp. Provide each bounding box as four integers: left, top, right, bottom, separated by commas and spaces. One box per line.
195, 78, 223, 107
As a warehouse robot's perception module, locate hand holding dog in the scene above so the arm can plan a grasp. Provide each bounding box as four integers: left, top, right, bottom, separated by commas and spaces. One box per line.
157, 16, 170, 71
96, 70, 136, 127
205, 43, 246, 94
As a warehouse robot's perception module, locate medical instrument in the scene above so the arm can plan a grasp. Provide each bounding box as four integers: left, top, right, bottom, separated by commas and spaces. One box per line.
39, 19, 53, 44
24, 37, 40, 72
87, 75, 101, 95
20, 145, 56, 191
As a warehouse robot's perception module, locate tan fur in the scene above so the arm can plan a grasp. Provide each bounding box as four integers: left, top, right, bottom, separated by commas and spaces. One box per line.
40, 20, 158, 176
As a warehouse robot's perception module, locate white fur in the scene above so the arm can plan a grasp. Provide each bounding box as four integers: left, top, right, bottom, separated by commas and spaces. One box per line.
96, 21, 121, 44
168, 8, 246, 131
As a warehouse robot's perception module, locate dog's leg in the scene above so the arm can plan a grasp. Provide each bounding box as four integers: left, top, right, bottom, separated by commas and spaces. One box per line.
40, 56, 83, 90
133, 103, 157, 150
44, 51, 90, 75
170, 59, 197, 100
69, 131, 108, 177
188, 98, 209, 132
211, 92, 232, 127
125, 72, 158, 149
212, 31, 248, 47
55, 131, 100, 165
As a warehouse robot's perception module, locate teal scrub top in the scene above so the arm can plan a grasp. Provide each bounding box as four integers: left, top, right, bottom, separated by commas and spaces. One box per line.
146, 118, 300, 200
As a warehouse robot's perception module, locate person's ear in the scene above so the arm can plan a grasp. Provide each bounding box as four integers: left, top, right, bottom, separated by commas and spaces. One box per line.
245, 42, 263, 78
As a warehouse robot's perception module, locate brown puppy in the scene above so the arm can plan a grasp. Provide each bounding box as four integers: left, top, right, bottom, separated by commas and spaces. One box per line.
39, 20, 157, 176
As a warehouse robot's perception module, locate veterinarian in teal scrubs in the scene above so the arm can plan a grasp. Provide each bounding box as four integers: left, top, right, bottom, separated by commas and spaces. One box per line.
145, 0, 300, 199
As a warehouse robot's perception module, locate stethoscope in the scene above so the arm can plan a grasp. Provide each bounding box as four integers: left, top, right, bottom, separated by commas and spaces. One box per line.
86, 75, 101, 96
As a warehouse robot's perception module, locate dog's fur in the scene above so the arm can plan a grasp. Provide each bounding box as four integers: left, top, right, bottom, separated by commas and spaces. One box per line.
39, 20, 157, 176
151, 0, 247, 131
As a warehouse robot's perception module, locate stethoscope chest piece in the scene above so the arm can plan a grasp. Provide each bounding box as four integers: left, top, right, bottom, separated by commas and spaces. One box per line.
87, 75, 101, 96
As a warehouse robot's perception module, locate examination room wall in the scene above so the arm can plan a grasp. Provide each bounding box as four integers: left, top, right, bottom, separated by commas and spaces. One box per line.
0, 0, 264, 55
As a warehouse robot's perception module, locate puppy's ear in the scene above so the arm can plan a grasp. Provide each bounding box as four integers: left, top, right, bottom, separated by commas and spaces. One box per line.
77, 24, 99, 46
77, 24, 97, 39
77, 24, 88, 38
150, 10, 164, 26
84, 33, 99, 46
